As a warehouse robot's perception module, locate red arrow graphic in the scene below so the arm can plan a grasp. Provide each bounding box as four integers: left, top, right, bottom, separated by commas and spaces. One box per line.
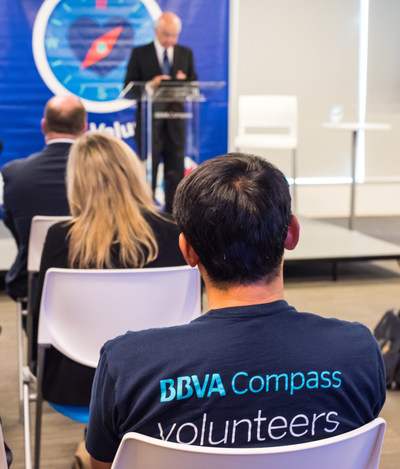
81, 25, 123, 69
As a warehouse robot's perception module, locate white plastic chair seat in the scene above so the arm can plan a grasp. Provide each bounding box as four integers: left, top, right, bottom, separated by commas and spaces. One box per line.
27, 216, 72, 272
234, 134, 297, 150
234, 95, 299, 210
18, 215, 72, 469
38, 266, 201, 368
111, 418, 386, 469
33, 265, 201, 469
234, 94, 298, 150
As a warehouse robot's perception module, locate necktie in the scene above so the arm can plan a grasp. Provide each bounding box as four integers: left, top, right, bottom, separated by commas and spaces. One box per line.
162, 49, 170, 75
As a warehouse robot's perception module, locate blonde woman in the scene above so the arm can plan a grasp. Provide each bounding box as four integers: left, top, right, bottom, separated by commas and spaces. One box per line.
33, 132, 185, 405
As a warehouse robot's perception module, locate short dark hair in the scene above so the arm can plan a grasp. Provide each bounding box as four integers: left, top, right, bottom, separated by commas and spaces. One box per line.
44, 98, 86, 135
173, 153, 292, 286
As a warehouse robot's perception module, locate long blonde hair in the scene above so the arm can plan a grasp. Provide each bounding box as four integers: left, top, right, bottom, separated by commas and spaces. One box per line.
66, 132, 159, 268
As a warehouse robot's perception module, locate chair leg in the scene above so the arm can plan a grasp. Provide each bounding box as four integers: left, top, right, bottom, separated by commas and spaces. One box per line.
34, 396, 43, 469
23, 369, 33, 469
16, 299, 27, 422
34, 347, 46, 469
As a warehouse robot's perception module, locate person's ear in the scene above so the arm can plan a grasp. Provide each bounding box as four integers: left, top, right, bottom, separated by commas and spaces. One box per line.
284, 215, 300, 251
179, 233, 199, 267
41, 118, 46, 135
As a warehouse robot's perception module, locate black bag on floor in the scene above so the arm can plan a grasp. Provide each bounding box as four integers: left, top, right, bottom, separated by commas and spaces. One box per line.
374, 308, 400, 389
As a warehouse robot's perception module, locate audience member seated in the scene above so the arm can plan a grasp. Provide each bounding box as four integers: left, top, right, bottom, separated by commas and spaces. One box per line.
85, 153, 386, 468
2, 95, 86, 301
33, 132, 186, 406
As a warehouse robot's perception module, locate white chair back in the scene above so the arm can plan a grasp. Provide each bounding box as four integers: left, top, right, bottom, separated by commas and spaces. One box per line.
17, 215, 72, 431
234, 94, 299, 211
27, 216, 72, 272
111, 418, 386, 469
235, 95, 298, 150
38, 266, 201, 368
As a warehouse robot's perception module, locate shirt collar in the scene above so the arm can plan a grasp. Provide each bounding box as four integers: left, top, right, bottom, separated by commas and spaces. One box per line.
154, 39, 173, 68
46, 138, 76, 145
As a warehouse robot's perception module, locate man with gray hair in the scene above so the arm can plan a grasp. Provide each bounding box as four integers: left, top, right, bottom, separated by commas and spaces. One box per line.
124, 11, 197, 213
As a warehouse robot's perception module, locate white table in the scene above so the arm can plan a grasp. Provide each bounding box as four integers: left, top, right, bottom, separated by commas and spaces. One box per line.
321, 122, 392, 230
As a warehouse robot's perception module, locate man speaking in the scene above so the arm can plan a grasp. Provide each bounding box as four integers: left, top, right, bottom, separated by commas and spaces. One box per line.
124, 12, 197, 213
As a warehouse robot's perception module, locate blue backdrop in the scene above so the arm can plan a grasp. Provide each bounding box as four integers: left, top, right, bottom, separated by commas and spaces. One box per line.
0, 0, 228, 167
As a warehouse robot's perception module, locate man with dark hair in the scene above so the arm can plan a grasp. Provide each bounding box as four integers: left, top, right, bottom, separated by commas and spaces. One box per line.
86, 153, 385, 468
173, 154, 292, 285
2, 94, 86, 300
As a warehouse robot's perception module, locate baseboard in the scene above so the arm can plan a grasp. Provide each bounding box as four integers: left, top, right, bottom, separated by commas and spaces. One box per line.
295, 183, 400, 218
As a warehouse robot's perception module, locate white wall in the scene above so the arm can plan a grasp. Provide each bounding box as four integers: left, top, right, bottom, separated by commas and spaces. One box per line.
230, 0, 400, 217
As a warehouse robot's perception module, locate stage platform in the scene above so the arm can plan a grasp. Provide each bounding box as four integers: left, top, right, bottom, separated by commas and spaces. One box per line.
285, 217, 400, 279
0, 218, 399, 279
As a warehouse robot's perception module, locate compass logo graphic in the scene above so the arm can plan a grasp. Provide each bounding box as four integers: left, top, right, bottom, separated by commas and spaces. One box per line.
32, 0, 161, 113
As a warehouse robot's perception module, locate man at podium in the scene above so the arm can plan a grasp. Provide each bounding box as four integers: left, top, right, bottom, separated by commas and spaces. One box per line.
124, 12, 197, 213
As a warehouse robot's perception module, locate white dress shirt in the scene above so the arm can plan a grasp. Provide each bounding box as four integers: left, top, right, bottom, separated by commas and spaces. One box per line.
154, 39, 174, 72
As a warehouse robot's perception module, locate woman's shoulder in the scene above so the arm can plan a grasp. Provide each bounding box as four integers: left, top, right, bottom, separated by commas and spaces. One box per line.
143, 211, 185, 267
145, 211, 180, 234
40, 220, 71, 270
46, 220, 71, 240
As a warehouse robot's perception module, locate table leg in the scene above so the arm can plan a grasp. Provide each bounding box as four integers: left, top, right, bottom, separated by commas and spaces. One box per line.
349, 130, 357, 230
146, 94, 153, 187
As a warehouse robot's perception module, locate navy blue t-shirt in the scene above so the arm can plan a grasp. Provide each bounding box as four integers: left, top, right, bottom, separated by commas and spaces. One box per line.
86, 301, 385, 463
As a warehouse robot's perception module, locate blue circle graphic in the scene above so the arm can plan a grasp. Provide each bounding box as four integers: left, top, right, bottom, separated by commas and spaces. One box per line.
33, 0, 161, 112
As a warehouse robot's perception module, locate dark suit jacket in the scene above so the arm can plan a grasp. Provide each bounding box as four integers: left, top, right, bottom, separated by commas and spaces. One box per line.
124, 42, 197, 152
125, 42, 197, 84
1, 142, 71, 300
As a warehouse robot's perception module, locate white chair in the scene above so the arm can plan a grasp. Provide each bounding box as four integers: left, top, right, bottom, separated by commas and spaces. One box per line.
27, 216, 73, 273
234, 95, 298, 210
17, 215, 71, 390
17, 215, 72, 469
33, 265, 201, 469
18, 216, 72, 409
111, 418, 386, 469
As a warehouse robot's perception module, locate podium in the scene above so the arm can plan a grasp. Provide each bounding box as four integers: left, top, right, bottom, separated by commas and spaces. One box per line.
121, 81, 225, 188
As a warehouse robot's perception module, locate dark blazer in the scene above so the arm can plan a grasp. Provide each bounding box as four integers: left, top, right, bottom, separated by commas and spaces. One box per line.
124, 42, 197, 151
125, 42, 197, 84
1, 142, 71, 300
